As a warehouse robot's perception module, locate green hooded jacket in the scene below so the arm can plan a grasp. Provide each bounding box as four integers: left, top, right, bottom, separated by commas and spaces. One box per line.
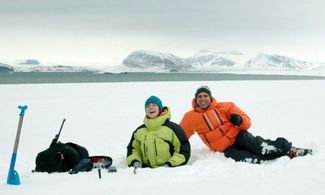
127, 107, 190, 168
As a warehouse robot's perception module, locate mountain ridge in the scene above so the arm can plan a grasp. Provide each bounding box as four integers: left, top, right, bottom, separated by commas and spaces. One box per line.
2, 50, 325, 74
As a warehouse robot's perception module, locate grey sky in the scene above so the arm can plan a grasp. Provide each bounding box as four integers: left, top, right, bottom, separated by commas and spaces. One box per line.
1, 0, 325, 65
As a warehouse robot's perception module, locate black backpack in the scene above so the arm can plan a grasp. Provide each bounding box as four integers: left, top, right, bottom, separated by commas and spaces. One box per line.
34, 142, 89, 173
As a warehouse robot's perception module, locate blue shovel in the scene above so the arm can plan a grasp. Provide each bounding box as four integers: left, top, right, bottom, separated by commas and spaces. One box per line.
7, 105, 28, 185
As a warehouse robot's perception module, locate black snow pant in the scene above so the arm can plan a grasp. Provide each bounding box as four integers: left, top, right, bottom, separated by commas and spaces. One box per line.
224, 131, 292, 163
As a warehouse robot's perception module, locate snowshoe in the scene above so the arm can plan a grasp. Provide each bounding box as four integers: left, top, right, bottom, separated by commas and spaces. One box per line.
287, 146, 312, 159
89, 156, 113, 169
90, 156, 115, 179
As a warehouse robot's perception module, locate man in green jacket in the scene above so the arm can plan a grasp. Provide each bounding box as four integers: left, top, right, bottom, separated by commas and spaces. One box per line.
127, 95, 190, 169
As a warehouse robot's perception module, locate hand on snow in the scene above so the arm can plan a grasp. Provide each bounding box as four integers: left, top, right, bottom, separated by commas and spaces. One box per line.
162, 162, 171, 167
133, 161, 142, 174
133, 161, 142, 169
230, 114, 242, 126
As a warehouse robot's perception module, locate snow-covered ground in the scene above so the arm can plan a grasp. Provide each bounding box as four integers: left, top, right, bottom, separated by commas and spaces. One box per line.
1, 80, 325, 195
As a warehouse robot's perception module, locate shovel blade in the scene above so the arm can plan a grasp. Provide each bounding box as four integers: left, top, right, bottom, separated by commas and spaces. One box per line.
7, 170, 20, 185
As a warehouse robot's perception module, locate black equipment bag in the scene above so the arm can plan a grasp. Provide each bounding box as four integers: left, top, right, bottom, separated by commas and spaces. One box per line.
34, 142, 89, 173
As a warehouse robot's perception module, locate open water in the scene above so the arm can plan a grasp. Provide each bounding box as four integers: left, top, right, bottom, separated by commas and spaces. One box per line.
1, 72, 325, 84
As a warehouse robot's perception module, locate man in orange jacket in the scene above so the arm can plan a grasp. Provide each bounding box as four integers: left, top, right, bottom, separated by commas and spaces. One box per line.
180, 86, 312, 163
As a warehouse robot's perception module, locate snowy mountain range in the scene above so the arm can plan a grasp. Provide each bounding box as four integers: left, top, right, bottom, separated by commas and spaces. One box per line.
122, 50, 191, 72
186, 50, 246, 67
1, 50, 325, 74
120, 50, 325, 73
0, 63, 14, 72
245, 53, 324, 70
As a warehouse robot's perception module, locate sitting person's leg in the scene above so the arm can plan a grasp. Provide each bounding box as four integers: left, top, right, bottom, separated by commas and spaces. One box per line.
235, 131, 292, 158
224, 144, 269, 163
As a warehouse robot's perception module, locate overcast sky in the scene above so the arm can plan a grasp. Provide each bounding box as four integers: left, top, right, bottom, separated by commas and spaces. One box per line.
1, 0, 325, 66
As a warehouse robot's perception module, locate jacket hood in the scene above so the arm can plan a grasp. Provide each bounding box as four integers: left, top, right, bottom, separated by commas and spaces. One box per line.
143, 107, 171, 131
191, 97, 218, 113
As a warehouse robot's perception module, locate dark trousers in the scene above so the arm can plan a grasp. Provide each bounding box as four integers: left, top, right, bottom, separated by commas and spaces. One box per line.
224, 131, 292, 163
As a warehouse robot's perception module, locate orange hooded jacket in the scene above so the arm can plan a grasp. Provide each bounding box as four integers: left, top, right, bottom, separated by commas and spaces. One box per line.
180, 97, 251, 152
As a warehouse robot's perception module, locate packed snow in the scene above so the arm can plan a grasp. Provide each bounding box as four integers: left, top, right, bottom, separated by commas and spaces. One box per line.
1, 80, 325, 195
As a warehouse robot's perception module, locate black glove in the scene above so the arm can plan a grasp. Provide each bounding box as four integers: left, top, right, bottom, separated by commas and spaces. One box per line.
230, 114, 242, 126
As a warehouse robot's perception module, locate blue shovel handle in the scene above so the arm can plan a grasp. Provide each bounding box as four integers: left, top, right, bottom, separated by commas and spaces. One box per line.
18, 105, 28, 117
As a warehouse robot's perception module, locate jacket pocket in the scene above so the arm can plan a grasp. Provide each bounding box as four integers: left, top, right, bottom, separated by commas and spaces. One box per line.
209, 137, 232, 152
205, 129, 235, 152
205, 129, 223, 143
154, 136, 172, 165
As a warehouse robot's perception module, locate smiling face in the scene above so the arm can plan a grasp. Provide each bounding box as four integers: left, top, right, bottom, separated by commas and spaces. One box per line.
145, 103, 160, 119
196, 92, 211, 109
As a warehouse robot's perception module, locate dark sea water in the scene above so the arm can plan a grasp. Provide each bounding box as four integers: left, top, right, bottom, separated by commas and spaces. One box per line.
1, 72, 325, 84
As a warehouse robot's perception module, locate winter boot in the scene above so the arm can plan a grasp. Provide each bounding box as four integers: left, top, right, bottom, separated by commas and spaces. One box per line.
287, 146, 312, 159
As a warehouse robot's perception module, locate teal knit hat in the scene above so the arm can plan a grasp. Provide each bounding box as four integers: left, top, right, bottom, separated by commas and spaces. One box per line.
145, 96, 163, 112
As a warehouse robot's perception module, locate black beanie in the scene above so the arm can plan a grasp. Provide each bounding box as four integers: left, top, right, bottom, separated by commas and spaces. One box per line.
195, 86, 211, 97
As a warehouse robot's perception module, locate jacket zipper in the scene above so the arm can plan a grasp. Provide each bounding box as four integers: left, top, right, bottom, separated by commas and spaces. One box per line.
143, 135, 147, 159
154, 135, 158, 156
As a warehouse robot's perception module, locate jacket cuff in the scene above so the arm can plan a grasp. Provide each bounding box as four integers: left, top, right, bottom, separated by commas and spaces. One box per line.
165, 162, 172, 167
